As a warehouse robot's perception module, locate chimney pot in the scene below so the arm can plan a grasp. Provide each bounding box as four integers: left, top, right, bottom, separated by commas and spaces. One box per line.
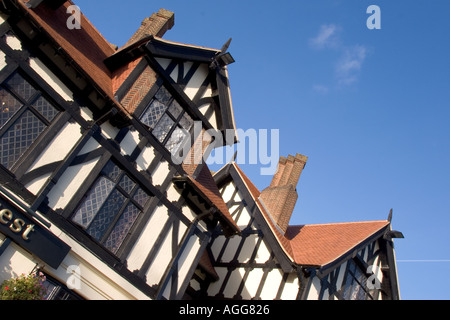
123, 8, 175, 48
260, 153, 307, 233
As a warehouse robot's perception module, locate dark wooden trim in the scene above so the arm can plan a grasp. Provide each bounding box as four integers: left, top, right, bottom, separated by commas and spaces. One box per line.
317, 225, 390, 278
0, 237, 12, 256
227, 165, 294, 273
138, 210, 175, 278
145, 38, 219, 63
143, 50, 215, 132
28, 124, 99, 212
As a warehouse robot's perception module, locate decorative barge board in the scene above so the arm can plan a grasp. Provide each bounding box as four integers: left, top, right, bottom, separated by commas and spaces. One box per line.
187, 160, 403, 300
0, 0, 238, 300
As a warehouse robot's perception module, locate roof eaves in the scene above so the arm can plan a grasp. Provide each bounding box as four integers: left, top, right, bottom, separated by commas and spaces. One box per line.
315, 221, 390, 276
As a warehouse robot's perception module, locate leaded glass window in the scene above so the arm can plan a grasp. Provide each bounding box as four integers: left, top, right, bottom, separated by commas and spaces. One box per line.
0, 71, 60, 170
72, 160, 152, 254
140, 85, 193, 156
342, 259, 371, 300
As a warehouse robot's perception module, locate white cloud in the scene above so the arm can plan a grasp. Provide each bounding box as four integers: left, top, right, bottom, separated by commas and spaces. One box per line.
335, 45, 367, 85
309, 25, 368, 87
312, 84, 329, 94
309, 24, 340, 49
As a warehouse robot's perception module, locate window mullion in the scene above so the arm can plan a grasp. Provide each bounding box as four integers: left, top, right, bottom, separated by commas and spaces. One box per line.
0, 104, 28, 136
99, 194, 131, 245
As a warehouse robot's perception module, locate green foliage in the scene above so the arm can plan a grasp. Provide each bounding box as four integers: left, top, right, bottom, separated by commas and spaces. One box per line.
0, 272, 47, 300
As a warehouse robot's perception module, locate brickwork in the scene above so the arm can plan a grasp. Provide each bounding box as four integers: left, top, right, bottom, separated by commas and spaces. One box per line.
120, 65, 157, 114
123, 9, 175, 49
260, 154, 307, 233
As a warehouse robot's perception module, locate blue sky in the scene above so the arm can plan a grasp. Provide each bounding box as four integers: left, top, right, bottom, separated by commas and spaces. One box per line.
74, 0, 450, 300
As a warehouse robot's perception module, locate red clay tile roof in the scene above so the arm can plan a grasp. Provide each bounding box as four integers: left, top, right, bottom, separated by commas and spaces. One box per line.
230, 162, 390, 268
19, 0, 117, 99
286, 221, 390, 267
184, 164, 240, 236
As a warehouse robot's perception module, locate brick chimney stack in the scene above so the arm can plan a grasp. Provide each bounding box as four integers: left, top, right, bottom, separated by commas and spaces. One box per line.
259, 154, 307, 233
123, 8, 175, 48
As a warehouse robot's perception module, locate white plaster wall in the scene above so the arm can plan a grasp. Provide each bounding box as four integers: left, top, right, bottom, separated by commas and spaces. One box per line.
221, 181, 236, 203
27, 121, 82, 171
336, 260, 348, 292
254, 239, 271, 264
210, 235, 226, 261
5, 33, 22, 51
237, 234, 258, 263
307, 276, 321, 300
280, 273, 300, 300
220, 235, 241, 263
100, 121, 119, 140
176, 234, 201, 293
46, 156, 100, 211
151, 160, 170, 186
259, 268, 283, 300
120, 128, 140, 156
136, 145, 156, 171
181, 205, 196, 222
126, 204, 170, 271
184, 63, 208, 100
235, 204, 252, 227
29, 57, 74, 101
166, 183, 181, 202
0, 49, 6, 71
222, 268, 243, 299
0, 241, 37, 284
145, 225, 174, 286
242, 267, 264, 298
155, 58, 171, 71
25, 173, 52, 196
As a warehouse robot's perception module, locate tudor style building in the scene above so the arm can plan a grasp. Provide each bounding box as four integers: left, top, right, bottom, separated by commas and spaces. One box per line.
0, 0, 403, 300
187, 156, 403, 300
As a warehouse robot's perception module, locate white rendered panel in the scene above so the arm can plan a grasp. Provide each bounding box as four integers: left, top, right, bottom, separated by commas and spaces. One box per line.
126, 205, 170, 271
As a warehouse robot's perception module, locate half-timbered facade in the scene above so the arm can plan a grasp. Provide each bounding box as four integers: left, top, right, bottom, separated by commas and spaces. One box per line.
0, 0, 238, 300
0, 0, 402, 301
187, 156, 403, 300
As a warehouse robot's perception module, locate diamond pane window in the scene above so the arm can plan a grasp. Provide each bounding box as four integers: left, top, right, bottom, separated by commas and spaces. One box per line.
166, 127, 188, 154
139, 85, 193, 158
104, 203, 140, 253
153, 113, 174, 143
33, 96, 59, 122
6, 73, 38, 101
0, 89, 22, 128
342, 259, 372, 300
168, 99, 182, 118
72, 177, 115, 228
87, 189, 126, 241
72, 160, 152, 254
154, 86, 171, 105
0, 71, 61, 171
118, 174, 136, 194
141, 100, 168, 129
133, 187, 150, 207
0, 111, 46, 169
180, 113, 193, 131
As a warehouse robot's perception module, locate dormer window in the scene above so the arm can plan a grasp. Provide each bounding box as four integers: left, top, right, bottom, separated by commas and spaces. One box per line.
140, 85, 193, 156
